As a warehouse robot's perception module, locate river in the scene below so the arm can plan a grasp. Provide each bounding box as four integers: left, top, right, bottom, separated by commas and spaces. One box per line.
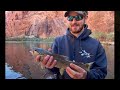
5, 41, 114, 79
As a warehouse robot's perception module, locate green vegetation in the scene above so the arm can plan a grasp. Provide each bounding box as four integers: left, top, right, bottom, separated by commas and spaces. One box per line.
90, 31, 114, 42
6, 31, 114, 43
5, 36, 55, 42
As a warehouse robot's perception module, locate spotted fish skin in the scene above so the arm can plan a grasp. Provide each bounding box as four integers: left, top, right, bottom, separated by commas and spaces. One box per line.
30, 48, 93, 72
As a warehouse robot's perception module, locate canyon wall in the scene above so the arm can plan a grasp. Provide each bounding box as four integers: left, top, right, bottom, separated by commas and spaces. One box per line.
5, 11, 114, 38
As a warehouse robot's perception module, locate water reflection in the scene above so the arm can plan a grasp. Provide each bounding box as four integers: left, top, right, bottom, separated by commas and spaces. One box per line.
5, 41, 114, 79
5, 63, 26, 79
102, 44, 114, 79
5, 42, 52, 79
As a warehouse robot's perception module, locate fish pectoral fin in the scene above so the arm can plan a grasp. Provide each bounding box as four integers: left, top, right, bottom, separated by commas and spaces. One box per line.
40, 62, 45, 69
39, 56, 46, 69
60, 68, 64, 76
85, 62, 94, 71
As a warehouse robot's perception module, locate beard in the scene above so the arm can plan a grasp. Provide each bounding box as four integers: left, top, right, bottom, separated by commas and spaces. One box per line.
69, 23, 84, 34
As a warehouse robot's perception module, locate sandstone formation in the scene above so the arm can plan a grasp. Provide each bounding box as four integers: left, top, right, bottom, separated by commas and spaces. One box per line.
5, 11, 114, 38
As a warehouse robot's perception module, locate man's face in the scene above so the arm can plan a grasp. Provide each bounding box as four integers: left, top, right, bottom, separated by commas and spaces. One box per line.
66, 11, 87, 34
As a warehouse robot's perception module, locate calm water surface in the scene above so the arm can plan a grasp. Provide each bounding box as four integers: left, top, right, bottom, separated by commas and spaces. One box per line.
5, 41, 114, 79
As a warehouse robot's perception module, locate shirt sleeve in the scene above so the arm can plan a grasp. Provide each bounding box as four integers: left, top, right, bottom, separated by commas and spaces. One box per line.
86, 42, 107, 79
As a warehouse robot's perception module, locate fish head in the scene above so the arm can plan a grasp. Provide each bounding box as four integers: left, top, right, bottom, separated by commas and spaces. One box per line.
34, 48, 45, 55
29, 49, 45, 63
29, 48, 52, 57
29, 50, 40, 57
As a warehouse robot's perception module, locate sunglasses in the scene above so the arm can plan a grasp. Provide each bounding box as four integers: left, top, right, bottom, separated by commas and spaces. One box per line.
67, 15, 84, 21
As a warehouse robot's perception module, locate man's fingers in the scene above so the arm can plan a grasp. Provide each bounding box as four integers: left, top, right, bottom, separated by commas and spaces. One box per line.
70, 63, 85, 73
66, 67, 80, 79
35, 55, 41, 62
41, 55, 56, 69
66, 67, 74, 78
45, 56, 54, 68
48, 48, 52, 52
42, 55, 50, 65
67, 63, 87, 79
49, 60, 57, 69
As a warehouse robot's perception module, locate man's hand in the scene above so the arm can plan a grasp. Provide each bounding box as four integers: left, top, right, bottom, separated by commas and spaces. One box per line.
35, 48, 57, 69
66, 63, 87, 79
35, 55, 57, 69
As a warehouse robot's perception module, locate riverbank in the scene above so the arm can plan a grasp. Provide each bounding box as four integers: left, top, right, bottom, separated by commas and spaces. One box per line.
5, 40, 53, 44
5, 36, 114, 45
6, 40, 114, 45
101, 41, 114, 45
5, 40, 114, 45
5, 37, 54, 42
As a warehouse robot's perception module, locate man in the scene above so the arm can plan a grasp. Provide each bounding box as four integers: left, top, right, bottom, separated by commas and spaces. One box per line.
35, 11, 107, 79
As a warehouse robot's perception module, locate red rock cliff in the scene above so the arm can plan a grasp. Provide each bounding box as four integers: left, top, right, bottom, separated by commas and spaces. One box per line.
5, 11, 114, 38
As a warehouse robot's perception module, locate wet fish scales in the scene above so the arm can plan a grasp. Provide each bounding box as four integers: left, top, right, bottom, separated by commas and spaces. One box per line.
30, 48, 93, 72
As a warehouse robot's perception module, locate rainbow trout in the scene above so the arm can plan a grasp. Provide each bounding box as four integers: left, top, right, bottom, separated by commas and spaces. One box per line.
30, 47, 93, 75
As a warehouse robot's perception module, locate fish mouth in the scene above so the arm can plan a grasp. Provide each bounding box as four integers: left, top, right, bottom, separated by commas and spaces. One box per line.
29, 51, 33, 55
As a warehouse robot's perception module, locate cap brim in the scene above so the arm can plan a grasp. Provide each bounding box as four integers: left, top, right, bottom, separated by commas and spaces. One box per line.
64, 11, 84, 17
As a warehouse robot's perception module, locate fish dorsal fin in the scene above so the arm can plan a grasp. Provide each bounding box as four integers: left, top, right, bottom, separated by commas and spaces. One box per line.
60, 55, 70, 61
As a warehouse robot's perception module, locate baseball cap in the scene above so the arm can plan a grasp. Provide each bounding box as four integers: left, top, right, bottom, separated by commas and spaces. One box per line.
64, 11, 88, 17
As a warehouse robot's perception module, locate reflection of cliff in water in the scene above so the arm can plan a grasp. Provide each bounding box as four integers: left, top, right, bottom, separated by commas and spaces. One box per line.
5, 42, 114, 79
5, 42, 52, 79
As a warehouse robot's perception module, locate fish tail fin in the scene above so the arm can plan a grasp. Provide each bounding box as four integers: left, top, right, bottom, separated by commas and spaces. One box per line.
85, 62, 94, 71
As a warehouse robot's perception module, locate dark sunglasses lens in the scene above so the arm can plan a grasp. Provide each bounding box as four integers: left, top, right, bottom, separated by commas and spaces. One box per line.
75, 15, 83, 21
67, 15, 83, 21
67, 16, 73, 21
